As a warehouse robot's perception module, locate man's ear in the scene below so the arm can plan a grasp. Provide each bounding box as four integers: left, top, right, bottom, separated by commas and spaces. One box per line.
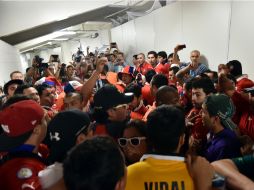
76, 133, 86, 145
213, 115, 220, 125
32, 125, 41, 136
114, 168, 127, 190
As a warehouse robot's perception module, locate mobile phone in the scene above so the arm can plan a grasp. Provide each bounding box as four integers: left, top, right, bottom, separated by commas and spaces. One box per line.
110, 42, 117, 48
51, 55, 59, 62
243, 87, 254, 95
179, 44, 186, 49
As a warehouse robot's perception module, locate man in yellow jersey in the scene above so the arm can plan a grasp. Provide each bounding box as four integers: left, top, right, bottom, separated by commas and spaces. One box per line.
126, 105, 194, 190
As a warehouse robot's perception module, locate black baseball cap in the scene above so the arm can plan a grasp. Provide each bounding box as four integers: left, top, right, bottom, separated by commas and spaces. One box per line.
45, 109, 91, 163
93, 84, 134, 110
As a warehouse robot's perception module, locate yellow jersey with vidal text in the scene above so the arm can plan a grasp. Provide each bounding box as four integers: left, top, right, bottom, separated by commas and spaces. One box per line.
126, 154, 194, 190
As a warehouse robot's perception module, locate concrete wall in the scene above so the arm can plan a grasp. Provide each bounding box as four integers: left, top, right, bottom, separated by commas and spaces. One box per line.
0, 40, 28, 86
111, 1, 254, 80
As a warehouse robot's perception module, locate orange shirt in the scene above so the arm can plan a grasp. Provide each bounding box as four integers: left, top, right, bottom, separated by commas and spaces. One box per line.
142, 83, 154, 106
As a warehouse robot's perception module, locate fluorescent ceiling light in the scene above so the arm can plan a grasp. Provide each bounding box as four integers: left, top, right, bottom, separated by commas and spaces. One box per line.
53, 31, 76, 35
16, 30, 76, 50
51, 38, 69, 41
20, 42, 52, 53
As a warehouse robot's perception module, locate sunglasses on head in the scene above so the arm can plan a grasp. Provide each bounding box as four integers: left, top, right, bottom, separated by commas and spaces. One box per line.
118, 137, 146, 147
75, 123, 93, 137
113, 104, 129, 110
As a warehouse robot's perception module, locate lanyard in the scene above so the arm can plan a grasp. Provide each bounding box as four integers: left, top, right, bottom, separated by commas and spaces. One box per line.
11, 144, 35, 153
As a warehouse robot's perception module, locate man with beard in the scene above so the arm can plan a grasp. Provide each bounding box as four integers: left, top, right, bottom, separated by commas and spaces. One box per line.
186, 77, 216, 153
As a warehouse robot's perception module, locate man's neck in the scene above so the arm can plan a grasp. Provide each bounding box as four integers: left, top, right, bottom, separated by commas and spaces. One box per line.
151, 62, 157, 68
213, 124, 224, 134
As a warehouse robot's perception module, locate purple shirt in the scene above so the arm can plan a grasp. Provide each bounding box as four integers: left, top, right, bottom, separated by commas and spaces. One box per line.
205, 128, 241, 162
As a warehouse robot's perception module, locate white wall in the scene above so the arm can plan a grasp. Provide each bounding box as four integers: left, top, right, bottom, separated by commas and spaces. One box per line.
0, 40, 28, 86
111, 1, 254, 80
228, 1, 254, 79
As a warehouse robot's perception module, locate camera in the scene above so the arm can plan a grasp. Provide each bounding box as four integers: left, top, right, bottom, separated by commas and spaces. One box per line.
178, 44, 186, 49
110, 42, 117, 48
73, 48, 84, 63
135, 73, 145, 87
34, 55, 44, 68
51, 54, 59, 62
243, 87, 254, 95
41, 63, 49, 68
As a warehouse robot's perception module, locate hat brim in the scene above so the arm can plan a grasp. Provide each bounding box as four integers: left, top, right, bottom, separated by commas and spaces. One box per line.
120, 92, 134, 105
4, 79, 23, 94
0, 131, 32, 152
117, 72, 134, 81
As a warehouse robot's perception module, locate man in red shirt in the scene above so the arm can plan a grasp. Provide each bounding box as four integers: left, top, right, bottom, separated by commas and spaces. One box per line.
187, 77, 216, 153
0, 98, 47, 190
155, 51, 170, 76
136, 53, 153, 75
226, 60, 254, 92
147, 51, 158, 68
124, 83, 148, 120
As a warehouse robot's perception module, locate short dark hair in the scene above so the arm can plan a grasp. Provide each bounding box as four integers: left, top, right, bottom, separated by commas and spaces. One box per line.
151, 74, 168, 89
185, 78, 196, 92
169, 67, 179, 74
192, 77, 216, 95
168, 53, 180, 61
226, 60, 242, 77
124, 119, 147, 137
124, 83, 142, 98
63, 136, 125, 190
204, 70, 218, 82
147, 51, 158, 58
36, 83, 52, 96
133, 54, 138, 59
26, 67, 32, 73
157, 51, 167, 59
14, 84, 33, 95
67, 65, 74, 69
145, 69, 156, 84
147, 105, 185, 154
117, 52, 124, 57
156, 86, 178, 107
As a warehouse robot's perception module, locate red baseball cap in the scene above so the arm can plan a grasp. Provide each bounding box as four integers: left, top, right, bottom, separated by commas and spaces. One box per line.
0, 100, 45, 151
117, 66, 135, 81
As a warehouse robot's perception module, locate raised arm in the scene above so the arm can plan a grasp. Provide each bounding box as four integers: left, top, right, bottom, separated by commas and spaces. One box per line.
80, 57, 106, 106
172, 44, 185, 65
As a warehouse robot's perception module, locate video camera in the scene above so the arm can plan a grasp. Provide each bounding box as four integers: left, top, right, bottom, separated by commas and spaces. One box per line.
135, 73, 145, 87
34, 55, 48, 69
73, 48, 84, 63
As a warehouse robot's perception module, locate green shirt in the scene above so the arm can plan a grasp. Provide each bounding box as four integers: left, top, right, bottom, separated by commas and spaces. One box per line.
232, 154, 254, 179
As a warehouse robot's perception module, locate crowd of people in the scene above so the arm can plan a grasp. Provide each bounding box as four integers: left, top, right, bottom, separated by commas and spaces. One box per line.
0, 43, 254, 190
